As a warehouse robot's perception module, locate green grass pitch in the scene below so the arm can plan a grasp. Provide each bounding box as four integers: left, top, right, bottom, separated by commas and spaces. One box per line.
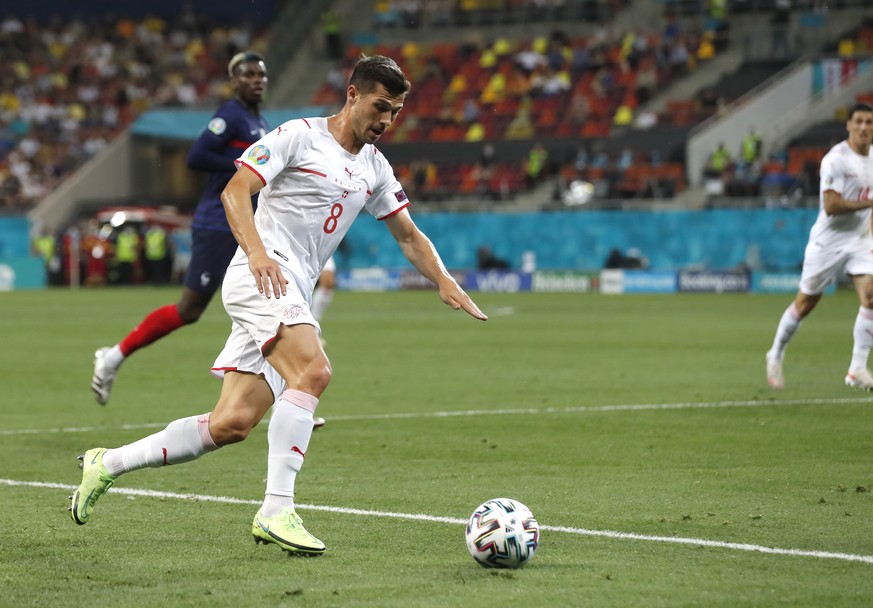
1, 287, 872, 607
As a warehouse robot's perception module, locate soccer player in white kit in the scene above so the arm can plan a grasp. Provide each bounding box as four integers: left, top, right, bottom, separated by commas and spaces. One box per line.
69, 55, 488, 554
766, 102, 873, 390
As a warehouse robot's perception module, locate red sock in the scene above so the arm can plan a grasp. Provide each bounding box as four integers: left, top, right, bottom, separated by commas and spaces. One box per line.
119, 304, 186, 357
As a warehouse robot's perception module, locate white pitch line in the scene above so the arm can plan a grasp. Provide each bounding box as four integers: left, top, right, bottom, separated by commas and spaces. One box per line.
2, 397, 872, 437
3, 478, 872, 565
0, 422, 166, 437
489, 306, 516, 316
324, 396, 873, 421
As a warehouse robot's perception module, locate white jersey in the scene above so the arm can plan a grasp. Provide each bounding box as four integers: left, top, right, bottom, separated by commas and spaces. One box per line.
231, 116, 409, 299
808, 140, 873, 249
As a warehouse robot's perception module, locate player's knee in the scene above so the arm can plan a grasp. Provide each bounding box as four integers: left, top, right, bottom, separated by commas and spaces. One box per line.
301, 359, 332, 396
177, 304, 206, 324
210, 411, 257, 445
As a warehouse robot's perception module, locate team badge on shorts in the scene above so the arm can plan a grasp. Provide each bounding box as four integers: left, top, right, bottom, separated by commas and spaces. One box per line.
248, 145, 271, 165
283, 304, 305, 319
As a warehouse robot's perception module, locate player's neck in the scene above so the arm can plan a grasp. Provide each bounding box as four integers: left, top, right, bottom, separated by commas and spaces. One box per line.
848, 139, 870, 156
326, 113, 364, 155
236, 96, 260, 115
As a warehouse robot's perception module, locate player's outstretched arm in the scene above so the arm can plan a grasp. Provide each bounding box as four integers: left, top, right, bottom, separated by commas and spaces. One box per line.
221, 166, 288, 299
385, 209, 487, 321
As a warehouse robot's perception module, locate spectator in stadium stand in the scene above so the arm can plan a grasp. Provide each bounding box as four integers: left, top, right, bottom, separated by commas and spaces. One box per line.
613, 102, 634, 127
704, 142, 733, 178
741, 127, 763, 164
143, 224, 169, 285
321, 9, 343, 60
525, 142, 549, 188
505, 99, 535, 139
32, 228, 57, 274
766, 103, 873, 390
70, 55, 487, 557
112, 225, 139, 285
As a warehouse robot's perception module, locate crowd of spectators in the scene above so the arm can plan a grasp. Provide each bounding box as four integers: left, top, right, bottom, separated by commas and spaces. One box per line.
8, 0, 861, 213
308, 11, 724, 206
316, 15, 725, 144
371, 0, 629, 29
0, 10, 266, 211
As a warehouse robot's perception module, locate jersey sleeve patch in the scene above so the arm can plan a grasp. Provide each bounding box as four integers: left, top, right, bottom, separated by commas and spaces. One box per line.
394, 189, 407, 202
247, 145, 271, 165
208, 117, 227, 135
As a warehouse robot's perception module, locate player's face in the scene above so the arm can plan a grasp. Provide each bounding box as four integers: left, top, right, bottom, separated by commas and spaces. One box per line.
350, 83, 405, 145
233, 60, 268, 105
847, 110, 873, 150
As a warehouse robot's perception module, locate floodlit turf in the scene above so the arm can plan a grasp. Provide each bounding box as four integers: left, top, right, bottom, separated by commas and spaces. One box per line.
1, 287, 872, 607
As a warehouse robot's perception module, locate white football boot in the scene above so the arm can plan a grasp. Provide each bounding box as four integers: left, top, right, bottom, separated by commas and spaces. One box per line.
91, 347, 117, 405
845, 368, 873, 391
766, 351, 784, 390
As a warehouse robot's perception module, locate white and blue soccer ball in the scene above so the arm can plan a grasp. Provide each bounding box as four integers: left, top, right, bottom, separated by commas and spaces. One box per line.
465, 498, 539, 568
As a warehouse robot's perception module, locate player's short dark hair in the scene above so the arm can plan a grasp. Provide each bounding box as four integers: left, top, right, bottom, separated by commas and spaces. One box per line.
848, 102, 873, 120
349, 54, 411, 97
228, 51, 265, 78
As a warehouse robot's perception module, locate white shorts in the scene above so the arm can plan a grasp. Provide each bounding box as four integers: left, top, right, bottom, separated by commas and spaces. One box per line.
799, 235, 873, 295
210, 262, 321, 398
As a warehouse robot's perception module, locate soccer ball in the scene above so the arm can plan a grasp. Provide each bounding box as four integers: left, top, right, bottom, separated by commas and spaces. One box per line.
465, 498, 539, 568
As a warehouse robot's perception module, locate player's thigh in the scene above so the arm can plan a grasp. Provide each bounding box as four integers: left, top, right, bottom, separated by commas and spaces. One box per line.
799, 244, 848, 295
265, 323, 331, 396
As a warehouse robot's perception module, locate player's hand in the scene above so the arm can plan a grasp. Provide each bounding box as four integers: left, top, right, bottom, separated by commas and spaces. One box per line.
438, 279, 488, 321
248, 250, 288, 299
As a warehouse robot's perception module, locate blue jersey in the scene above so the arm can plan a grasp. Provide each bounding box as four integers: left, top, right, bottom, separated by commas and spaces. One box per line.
188, 99, 269, 232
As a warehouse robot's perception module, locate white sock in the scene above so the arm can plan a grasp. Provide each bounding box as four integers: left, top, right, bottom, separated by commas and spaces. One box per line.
769, 303, 802, 359
104, 345, 125, 369
262, 389, 319, 517
102, 413, 218, 476
311, 286, 333, 322
850, 306, 873, 371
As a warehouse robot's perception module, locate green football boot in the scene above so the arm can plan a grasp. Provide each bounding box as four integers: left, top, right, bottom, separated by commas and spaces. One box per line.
252, 507, 326, 555
69, 448, 117, 525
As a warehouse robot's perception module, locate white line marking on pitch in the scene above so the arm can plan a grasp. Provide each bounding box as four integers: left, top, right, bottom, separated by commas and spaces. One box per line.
0, 422, 167, 437
3, 478, 872, 565
325, 397, 873, 422
2, 397, 872, 437
489, 306, 516, 316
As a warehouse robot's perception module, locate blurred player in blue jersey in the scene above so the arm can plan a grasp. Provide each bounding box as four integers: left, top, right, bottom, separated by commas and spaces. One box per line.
91, 51, 326, 427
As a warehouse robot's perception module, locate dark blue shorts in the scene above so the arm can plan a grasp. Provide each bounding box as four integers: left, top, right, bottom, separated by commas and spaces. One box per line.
184, 228, 240, 295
